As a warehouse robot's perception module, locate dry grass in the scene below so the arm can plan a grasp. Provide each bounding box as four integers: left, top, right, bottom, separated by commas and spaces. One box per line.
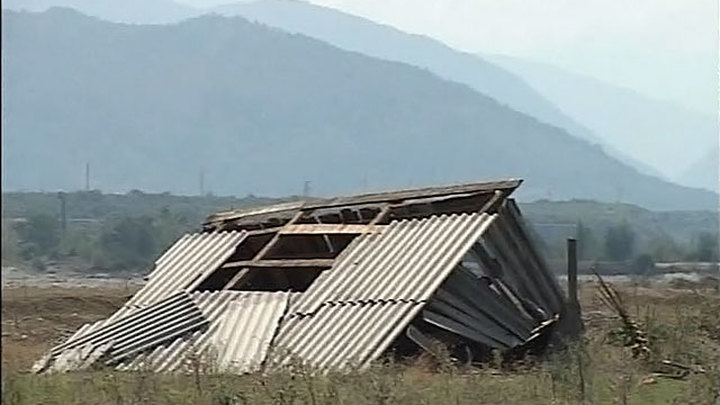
2, 281, 719, 405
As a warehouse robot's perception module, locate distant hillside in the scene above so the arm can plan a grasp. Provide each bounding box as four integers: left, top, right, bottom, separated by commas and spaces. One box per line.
2, 0, 197, 23
2, 0, 672, 178
487, 54, 718, 189
2, 9, 717, 210
209, 0, 673, 178
678, 148, 719, 192
520, 199, 718, 245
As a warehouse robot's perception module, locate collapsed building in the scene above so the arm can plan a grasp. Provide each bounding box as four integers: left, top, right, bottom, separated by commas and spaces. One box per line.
34, 178, 575, 374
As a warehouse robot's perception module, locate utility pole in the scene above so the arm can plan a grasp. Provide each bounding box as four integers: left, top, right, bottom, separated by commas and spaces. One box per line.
57, 192, 67, 232
85, 162, 90, 191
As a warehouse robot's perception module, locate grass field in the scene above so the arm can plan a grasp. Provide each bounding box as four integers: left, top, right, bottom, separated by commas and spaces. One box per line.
2, 281, 719, 405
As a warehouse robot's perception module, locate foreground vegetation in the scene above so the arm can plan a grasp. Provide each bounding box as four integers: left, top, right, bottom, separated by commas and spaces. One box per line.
2, 281, 718, 404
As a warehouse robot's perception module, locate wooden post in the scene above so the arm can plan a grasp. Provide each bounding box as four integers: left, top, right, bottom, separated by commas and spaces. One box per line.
564, 237, 583, 336
567, 238, 578, 307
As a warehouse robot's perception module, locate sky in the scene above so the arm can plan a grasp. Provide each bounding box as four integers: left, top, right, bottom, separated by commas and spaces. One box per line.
177, 0, 719, 116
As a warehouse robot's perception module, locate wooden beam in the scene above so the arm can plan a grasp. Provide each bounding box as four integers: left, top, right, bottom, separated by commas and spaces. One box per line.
245, 227, 283, 236
222, 259, 335, 269
221, 210, 306, 290
478, 189, 507, 214
252, 211, 305, 260
222, 268, 251, 290
369, 205, 392, 225
304, 179, 522, 210
279, 224, 384, 235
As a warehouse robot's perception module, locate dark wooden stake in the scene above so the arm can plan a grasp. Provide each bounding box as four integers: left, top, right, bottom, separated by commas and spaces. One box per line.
567, 238, 578, 308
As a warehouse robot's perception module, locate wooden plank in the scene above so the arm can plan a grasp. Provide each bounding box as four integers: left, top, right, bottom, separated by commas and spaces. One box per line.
222, 259, 335, 269
221, 211, 306, 290
206, 179, 521, 229
252, 211, 305, 260
222, 268, 251, 290
369, 205, 392, 225
477, 189, 507, 214
304, 179, 522, 210
279, 224, 384, 235
244, 226, 284, 236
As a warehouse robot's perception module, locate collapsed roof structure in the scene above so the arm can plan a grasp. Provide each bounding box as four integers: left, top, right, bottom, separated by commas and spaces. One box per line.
35, 178, 573, 374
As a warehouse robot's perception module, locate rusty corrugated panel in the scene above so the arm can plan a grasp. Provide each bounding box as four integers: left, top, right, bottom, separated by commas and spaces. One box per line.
271, 301, 423, 370
113, 231, 247, 316
291, 213, 496, 315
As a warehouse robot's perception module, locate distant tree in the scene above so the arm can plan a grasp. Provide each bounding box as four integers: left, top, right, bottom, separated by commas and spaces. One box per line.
604, 222, 635, 261
98, 216, 157, 270
57, 230, 97, 261
14, 213, 61, 258
1, 220, 21, 264
576, 220, 599, 260
647, 234, 685, 262
690, 232, 719, 262
153, 207, 193, 249
631, 253, 655, 274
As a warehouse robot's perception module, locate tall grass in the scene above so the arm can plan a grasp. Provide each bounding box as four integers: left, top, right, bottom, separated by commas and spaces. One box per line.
3, 282, 718, 405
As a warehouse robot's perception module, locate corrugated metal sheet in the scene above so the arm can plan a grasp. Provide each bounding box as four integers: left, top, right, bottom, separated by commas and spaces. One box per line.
267, 211, 566, 371
117, 291, 293, 374
114, 231, 247, 316
291, 213, 496, 316
45, 292, 208, 372
207, 293, 290, 373
59, 305, 138, 346
499, 201, 564, 312
114, 291, 240, 373
271, 301, 423, 370
115, 330, 205, 373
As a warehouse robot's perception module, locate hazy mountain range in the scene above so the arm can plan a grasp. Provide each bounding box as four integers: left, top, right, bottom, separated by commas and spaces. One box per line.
3, 0, 717, 192
2, 8, 716, 211
487, 54, 718, 191
2, 0, 198, 23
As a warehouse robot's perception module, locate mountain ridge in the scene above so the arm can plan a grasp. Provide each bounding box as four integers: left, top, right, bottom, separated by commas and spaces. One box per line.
2, 8, 717, 211
2, 0, 674, 180
486, 53, 718, 189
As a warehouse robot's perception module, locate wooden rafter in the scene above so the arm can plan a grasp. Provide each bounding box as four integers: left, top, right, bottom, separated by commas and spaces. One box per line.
279, 224, 384, 235
478, 189, 507, 214
222, 259, 335, 269
222, 210, 307, 290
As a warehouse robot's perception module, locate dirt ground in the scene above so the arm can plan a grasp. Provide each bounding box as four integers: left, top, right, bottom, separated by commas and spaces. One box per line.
1, 285, 139, 371
2, 279, 717, 372
2, 279, 718, 404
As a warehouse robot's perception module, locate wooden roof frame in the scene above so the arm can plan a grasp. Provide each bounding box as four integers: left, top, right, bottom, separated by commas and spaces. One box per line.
204, 178, 522, 232
197, 178, 523, 293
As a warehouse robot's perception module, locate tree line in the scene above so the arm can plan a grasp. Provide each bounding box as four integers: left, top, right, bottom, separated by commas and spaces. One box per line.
2, 208, 194, 272
570, 221, 718, 273
1, 191, 717, 274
